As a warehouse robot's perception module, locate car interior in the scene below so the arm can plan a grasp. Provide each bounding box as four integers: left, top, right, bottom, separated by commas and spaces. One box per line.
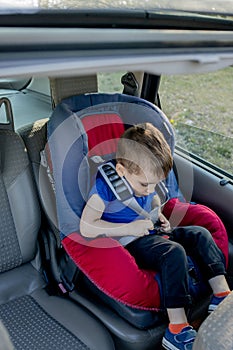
0, 83, 116, 350
0, 68, 233, 350
0, 4, 233, 349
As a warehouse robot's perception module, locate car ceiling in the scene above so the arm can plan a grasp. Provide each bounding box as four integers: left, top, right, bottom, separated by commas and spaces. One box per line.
0, 27, 233, 78
0, 7, 232, 78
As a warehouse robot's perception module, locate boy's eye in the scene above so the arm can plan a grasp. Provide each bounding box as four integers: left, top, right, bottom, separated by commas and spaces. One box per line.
140, 183, 148, 187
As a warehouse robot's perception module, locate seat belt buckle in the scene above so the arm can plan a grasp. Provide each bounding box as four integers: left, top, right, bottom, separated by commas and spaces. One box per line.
58, 282, 69, 294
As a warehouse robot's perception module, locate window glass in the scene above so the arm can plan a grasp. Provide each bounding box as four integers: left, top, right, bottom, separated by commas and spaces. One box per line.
0, 77, 52, 130
0, 101, 8, 124
159, 67, 233, 175
98, 72, 126, 93
3, 0, 233, 15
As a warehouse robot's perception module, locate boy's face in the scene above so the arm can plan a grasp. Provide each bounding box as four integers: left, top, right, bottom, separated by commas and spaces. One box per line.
116, 163, 162, 197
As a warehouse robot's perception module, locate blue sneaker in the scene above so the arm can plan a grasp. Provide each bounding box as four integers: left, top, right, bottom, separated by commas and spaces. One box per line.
208, 294, 226, 313
162, 326, 196, 350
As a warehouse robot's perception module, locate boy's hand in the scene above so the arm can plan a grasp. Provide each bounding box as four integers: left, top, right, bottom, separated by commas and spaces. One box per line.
158, 213, 171, 232
128, 219, 154, 237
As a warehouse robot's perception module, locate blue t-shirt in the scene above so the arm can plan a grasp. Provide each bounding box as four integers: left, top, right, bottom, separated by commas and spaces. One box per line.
89, 173, 156, 245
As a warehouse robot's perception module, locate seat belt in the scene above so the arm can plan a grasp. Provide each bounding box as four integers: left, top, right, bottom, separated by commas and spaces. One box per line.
121, 72, 139, 96
98, 162, 169, 225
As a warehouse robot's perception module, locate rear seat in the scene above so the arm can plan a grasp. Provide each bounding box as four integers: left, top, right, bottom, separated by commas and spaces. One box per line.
0, 115, 115, 349
18, 108, 209, 350
17, 77, 231, 349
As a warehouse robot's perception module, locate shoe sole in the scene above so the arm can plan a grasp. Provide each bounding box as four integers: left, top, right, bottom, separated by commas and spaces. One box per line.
162, 337, 180, 350
208, 305, 217, 313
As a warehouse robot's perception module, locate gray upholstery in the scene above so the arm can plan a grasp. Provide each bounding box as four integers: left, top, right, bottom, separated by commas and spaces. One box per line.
0, 174, 22, 271
0, 296, 89, 350
193, 291, 233, 350
0, 321, 14, 350
19, 119, 59, 242
0, 128, 115, 350
0, 130, 40, 270
0, 290, 112, 350
50, 75, 98, 106
0, 263, 46, 305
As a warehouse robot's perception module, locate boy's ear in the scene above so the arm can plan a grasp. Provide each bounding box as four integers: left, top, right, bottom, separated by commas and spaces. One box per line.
116, 163, 125, 177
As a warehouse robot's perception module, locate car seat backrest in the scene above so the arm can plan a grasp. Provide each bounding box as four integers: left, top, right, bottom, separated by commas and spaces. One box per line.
50, 75, 98, 107
19, 119, 60, 246
18, 119, 48, 178
0, 128, 41, 272
47, 93, 175, 239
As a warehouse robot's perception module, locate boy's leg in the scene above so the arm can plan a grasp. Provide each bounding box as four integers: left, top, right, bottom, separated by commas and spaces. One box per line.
171, 226, 230, 313
208, 276, 231, 312
170, 226, 226, 279
126, 235, 197, 349
125, 235, 192, 309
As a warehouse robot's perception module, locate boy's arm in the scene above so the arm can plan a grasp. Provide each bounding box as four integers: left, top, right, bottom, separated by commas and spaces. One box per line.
152, 194, 171, 232
80, 194, 153, 239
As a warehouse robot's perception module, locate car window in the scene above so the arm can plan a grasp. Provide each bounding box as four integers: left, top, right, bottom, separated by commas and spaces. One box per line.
98, 72, 126, 93
159, 67, 233, 176
0, 77, 52, 130
0, 78, 31, 90
2, 0, 233, 15
0, 100, 8, 124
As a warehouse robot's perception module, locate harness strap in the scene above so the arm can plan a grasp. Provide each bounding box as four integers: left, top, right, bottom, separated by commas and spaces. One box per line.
98, 161, 169, 224
98, 162, 133, 202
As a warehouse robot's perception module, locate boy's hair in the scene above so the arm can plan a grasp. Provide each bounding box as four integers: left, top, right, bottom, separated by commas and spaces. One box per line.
116, 122, 173, 178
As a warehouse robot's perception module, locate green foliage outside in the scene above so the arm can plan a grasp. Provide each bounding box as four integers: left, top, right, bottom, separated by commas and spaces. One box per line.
159, 67, 233, 174
99, 68, 233, 175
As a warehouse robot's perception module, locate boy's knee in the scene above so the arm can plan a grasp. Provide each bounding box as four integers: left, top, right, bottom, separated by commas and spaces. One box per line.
192, 226, 212, 241
168, 242, 186, 263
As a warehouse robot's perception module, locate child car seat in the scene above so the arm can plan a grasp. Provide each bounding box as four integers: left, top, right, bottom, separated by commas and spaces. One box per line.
46, 93, 174, 314
45, 92, 228, 315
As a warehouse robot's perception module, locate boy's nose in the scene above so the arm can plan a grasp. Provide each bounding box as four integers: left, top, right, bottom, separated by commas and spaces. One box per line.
147, 184, 155, 194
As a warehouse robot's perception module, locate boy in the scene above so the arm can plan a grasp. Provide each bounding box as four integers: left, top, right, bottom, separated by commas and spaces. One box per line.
80, 122, 230, 350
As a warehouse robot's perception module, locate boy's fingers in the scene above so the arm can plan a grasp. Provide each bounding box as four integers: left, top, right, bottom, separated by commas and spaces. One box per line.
145, 219, 153, 226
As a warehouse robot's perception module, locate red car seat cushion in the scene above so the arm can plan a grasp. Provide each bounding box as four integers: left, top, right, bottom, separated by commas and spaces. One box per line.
62, 233, 161, 310
163, 198, 229, 267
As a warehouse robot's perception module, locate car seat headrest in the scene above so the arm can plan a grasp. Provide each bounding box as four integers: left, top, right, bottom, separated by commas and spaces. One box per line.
50, 75, 98, 107
82, 112, 125, 156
